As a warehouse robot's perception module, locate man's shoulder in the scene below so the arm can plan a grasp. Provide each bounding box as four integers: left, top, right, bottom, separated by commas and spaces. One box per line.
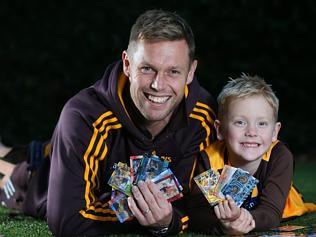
187, 78, 217, 116
59, 84, 113, 126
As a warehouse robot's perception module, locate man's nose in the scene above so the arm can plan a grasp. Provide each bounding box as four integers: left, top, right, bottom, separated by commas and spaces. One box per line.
150, 72, 165, 91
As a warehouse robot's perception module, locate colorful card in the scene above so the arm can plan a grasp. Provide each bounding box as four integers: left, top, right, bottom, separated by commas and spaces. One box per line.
194, 165, 258, 207
108, 162, 132, 196
135, 155, 169, 183
152, 169, 183, 202
194, 169, 222, 205
220, 168, 258, 207
108, 190, 133, 223
130, 155, 143, 184
270, 225, 307, 232
215, 165, 237, 197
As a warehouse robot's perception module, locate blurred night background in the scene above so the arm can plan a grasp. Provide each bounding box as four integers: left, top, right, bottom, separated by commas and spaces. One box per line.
1, 1, 315, 160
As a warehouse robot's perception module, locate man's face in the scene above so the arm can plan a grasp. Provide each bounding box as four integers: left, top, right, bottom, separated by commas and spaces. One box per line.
216, 95, 281, 164
122, 39, 196, 132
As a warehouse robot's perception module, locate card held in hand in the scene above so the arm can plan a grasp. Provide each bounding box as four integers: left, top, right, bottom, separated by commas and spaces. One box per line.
136, 154, 169, 183
152, 169, 183, 202
194, 165, 258, 207
130, 155, 143, 184
194, 169, 223, 206
108, 162, 132, 196
108, 189, 133, 223
220, 168, 259, 207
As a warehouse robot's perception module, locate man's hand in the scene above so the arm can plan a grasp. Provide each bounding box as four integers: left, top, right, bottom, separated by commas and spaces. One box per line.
127, 180, 173, 229
214, 195, 241, 222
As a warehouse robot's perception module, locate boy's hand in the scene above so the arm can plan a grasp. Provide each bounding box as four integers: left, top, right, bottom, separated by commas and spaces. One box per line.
214, 195, 241, 222
221, 208, 255, 235
127, 180, 173, 229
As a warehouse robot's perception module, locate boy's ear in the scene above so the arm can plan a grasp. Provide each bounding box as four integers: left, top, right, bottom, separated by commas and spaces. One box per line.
214, 119, 224, 141
272, 122, 281, 142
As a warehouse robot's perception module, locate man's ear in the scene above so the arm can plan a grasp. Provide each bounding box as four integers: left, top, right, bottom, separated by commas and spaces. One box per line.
214, 119, 224, 141
122, 50, 130, 78
186, 59, 197, 85
272, 122, 281, 142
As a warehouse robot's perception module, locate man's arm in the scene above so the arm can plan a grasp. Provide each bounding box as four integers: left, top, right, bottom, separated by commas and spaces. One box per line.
46, 104, 138, 236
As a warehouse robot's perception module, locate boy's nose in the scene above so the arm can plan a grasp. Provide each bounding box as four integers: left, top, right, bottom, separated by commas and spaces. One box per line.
245, 125, 258, 137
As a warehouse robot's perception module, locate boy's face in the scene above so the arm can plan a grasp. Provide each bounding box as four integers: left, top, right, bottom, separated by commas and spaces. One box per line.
216, 95, 281, 164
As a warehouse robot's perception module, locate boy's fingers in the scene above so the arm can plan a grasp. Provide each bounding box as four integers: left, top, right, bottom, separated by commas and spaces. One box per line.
214, 205, 220, 218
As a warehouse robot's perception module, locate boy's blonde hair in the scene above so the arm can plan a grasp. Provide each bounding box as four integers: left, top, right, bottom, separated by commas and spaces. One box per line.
217, 73, 279, 121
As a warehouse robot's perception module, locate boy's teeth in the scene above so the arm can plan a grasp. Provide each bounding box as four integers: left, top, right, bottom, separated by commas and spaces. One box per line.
243, 143, 259, 148
148, 95, 168, 103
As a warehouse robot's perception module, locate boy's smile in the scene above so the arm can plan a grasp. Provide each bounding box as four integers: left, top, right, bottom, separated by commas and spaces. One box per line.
217, 95, 281, 165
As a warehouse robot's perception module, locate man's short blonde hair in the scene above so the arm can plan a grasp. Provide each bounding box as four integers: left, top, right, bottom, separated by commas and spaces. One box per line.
217, 73, 279, 121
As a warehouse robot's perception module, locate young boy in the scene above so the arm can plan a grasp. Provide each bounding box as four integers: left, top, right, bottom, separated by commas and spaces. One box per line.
197, 74, 316, 235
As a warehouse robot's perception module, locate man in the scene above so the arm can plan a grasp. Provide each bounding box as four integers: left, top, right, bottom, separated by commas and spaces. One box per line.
0, 9, 216, 236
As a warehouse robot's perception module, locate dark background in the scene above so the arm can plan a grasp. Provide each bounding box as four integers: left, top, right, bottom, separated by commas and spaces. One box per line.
1, 1, 315, 159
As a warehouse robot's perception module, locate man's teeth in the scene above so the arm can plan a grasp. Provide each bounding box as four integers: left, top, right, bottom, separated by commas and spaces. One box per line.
242, 143, 259, 148
148, 95, 169, 103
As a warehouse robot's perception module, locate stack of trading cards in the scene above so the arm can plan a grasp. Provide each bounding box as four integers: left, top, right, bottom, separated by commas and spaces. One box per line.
107, 162, 134, 223
107, 154, 183, 223
194, 165, 258, 207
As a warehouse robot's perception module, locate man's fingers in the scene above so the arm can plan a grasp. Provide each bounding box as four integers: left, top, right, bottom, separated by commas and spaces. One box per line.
130, 180, 173, 228
137, 181, 161, 214
127, 196, 146, 223
146, 180, 170, 208
130, 185, 152, 219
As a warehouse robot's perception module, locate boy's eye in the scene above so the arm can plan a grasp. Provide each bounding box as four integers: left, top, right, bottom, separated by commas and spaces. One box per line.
258, 121, 268, 127
234, 120, 246, 127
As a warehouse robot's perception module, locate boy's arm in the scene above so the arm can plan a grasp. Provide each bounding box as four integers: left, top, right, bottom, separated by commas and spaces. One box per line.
250, 142, 293, 231
214, 196, 255, 235
220, 208, 255, 235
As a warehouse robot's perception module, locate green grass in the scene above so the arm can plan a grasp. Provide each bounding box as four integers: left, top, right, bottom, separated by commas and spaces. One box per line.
0, 161, 315, 237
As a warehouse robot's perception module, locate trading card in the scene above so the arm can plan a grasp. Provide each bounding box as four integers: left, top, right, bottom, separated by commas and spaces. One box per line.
110, 189, 127, 201
270, 225, 307, 232
153, 169, 183, 189
156, 169, 183, 192
152, 171, 183, 202
108, 192, 133, 223
194, 169, 222, 205
108, 162, 132, 196
220, 168, 258, 207
130, 155, 143, 184
194, 169, 220, 194
136, 155, 169, 183
215, 165, 237, 197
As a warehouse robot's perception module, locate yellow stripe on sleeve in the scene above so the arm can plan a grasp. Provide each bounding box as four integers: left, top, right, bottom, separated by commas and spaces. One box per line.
81, 111, 123, 220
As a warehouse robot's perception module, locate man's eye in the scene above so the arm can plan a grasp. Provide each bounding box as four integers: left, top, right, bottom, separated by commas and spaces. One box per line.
141, 66, 153, 73
170, 69, 180, 75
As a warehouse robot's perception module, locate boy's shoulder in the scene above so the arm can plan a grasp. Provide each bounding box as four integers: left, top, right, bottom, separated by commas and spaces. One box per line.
264, 140, 294, 164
